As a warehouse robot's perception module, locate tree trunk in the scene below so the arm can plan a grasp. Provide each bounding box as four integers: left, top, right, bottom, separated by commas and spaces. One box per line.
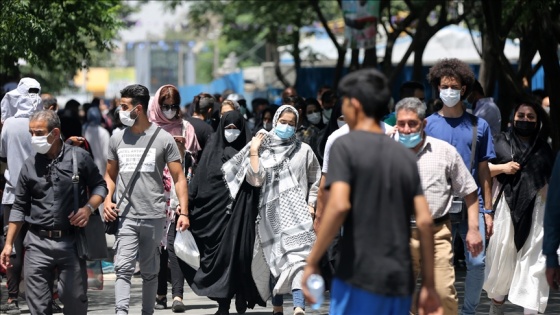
333, 47, 346, 89
269, 33, 290, 88
291, 24, 302, 88
412, 38, 428, 82
362, 47, 377, 68
537, 18, 560, 152
349, 49, 360, 72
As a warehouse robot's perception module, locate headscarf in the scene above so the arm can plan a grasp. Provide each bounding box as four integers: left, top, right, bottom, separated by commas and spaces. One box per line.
317, 102, 342, 160
189, 110, 249, 226
86, 107, 102, 125
493, 106, 554, 250
252, 106, 276, 135
1, 78, 42, 122
222, 105, 315, 297
148, 85, 183, 135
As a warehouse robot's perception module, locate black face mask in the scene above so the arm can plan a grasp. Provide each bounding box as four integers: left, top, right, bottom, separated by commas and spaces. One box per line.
514, 120, 537, 137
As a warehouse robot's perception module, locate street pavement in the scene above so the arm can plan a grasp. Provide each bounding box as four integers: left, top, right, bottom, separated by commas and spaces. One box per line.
2, 269, 560, 314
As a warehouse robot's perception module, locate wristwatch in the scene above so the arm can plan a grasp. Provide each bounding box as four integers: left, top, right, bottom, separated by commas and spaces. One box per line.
85, 203, 96, 214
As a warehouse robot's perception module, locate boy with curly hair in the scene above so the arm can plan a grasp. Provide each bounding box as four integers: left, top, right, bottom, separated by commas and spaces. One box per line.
425, 58, 496, 315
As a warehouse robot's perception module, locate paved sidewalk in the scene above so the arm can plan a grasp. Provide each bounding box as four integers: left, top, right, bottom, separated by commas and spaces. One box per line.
2, 269, 560, 314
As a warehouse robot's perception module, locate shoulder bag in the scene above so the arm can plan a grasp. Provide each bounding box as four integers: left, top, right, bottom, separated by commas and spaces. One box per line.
450, 114, 478, 224
72, 147, 108, 260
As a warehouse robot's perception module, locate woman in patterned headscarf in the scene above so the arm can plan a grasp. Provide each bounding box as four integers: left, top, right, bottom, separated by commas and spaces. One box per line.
223, 105, 321, 315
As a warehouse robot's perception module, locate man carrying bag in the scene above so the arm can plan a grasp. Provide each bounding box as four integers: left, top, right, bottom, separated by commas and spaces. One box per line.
0, 110, 108, 315
103, 84, 190, 315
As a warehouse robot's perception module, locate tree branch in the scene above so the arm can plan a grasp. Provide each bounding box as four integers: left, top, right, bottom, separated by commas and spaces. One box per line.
465, 16, 483, 57
310, 0, 341, 52
500, 0, 524, 38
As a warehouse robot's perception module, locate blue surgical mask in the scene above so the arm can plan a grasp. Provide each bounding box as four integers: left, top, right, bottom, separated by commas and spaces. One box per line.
399, 131, 423, 148
274, 123, 295, 139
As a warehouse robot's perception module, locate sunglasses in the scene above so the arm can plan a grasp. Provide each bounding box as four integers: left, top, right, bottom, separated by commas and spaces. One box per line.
162, 104, 179, 111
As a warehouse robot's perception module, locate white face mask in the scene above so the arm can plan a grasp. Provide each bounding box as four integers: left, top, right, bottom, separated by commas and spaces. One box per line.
119, 106, 138, 126
337, 120, 346, 128
307, 112, 321, 125
224, 129, 241, 143
440, 88, 462, 107
163, 109, 176, 120
31, 131, 53, 154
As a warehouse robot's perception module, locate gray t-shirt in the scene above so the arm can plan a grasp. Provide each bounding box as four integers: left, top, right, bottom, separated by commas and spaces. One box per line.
1, 117, 33, 204
108, 123, 181, 219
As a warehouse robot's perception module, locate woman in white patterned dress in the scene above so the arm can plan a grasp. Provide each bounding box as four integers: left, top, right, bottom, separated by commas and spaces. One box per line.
223, 105, 321, 315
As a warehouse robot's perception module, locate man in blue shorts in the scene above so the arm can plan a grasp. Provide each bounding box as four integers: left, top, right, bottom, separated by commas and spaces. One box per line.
302, 69, 442, 315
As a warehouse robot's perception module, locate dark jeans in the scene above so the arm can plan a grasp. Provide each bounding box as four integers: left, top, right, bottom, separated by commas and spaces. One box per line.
157, 247, 169, 296
2, 204, 28, 299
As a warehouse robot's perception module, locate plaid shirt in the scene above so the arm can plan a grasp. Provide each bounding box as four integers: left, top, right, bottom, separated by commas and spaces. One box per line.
416, 136, 478, 219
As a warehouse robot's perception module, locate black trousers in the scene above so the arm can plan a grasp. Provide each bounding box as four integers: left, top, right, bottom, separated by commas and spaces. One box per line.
166, 220, 196, 299
157, 247, 169, 296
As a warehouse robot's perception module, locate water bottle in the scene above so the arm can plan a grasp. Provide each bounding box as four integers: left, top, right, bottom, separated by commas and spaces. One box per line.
307, 274, 325, 310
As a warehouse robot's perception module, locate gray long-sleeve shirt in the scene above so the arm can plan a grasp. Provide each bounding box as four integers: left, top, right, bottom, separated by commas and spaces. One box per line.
10, 142, 107, 230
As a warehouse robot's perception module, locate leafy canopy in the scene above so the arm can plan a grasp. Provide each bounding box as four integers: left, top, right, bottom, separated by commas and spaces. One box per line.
0, 0, 125, 75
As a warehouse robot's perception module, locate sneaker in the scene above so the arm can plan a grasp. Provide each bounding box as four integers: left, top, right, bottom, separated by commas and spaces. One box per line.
489, 300, 505, 315
293, 307, 305, 315
155, 297, 167, 310
52, 299, 63, 313
171, 299, 186, 313
0, 299, 20, 314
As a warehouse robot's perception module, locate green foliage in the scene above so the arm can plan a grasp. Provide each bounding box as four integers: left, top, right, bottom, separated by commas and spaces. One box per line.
0, 0, 125, 77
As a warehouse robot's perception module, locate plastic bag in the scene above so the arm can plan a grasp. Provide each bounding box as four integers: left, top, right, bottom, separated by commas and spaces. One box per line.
174, 229, 200, 270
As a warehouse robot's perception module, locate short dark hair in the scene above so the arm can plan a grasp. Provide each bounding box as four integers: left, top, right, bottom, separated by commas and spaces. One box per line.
283, 95, 305, 111
251, 98, 269, 108
472, 80, 484, 96
120, 84, 150, 111
532, 89, 547, 100
320, 90, 338, 104
427, 58, 475, 99
399, 81, 424, 99
338, 69, 391, 120
199, 96, 215, 111
41, 96, 58, 109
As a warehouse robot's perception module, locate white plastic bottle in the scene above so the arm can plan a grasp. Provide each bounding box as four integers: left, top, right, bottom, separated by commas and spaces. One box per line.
307, 274, 325, 310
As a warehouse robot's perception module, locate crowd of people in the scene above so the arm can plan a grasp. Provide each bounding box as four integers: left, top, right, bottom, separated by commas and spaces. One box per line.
0, 57, 559, 315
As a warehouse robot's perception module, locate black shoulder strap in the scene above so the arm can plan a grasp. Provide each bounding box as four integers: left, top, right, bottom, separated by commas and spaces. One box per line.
72, 147, 80, 214
469, 114, 478, 171
116, 127, 162, 209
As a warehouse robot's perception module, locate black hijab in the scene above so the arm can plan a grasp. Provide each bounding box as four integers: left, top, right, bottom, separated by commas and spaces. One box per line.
187, 110, 265, 307
493, 102, 554, 250
317, 101, 343, 160
190, 111, 248, 206
252, 106, 276, 135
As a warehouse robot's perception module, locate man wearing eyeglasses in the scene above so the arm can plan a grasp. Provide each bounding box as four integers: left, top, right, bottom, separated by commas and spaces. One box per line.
395, 97, 483, 315
0, 110, 107, 314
